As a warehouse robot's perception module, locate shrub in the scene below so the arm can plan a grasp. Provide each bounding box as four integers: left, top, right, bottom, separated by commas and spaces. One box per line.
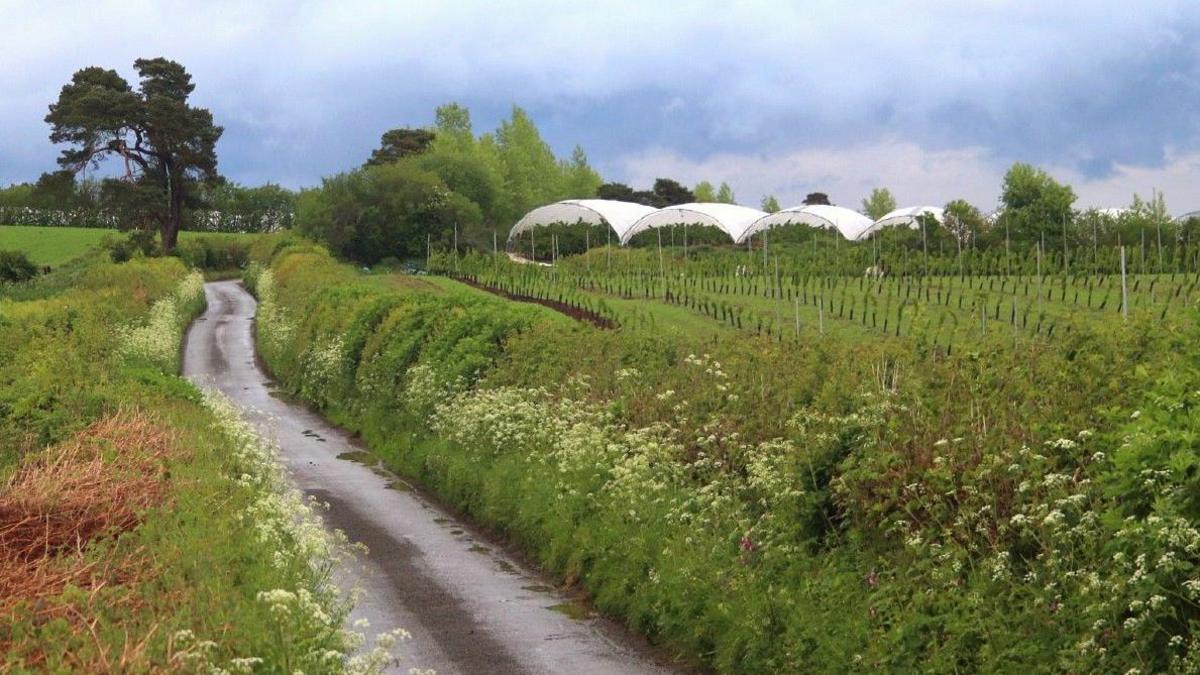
0, 250, 38, 283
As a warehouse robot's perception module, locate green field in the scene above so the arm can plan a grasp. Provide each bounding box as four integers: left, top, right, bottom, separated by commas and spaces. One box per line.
439, 246, 1197, 349
0, 225, 257, 266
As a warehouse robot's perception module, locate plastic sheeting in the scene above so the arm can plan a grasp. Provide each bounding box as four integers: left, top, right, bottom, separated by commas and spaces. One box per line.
507, 199, 658, 241
1176, 210, 1200, 223
738, 205, 874, 243
856, 206, 945, 240
620, 203, 768, 244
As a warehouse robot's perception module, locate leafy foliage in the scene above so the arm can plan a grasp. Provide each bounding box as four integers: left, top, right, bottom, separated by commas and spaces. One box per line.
44, 58, 223, 251
0, 250, 38, 283
861, 187, 898, 220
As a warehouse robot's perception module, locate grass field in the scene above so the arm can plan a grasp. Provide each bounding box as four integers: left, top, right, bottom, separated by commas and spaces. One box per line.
0, 225, 257, 266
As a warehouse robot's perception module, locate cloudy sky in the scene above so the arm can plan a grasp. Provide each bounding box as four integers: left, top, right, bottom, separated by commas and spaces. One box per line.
3, 1, 1199, 214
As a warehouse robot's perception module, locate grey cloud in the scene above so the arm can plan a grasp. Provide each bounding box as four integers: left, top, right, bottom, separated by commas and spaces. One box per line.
1, 0, 1197, 201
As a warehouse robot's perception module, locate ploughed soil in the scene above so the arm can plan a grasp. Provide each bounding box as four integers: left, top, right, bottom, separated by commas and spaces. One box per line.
452, 274, 618, 329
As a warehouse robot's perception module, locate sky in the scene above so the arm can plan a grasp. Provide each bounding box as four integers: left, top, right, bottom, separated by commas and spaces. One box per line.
2, 1, 1199, 215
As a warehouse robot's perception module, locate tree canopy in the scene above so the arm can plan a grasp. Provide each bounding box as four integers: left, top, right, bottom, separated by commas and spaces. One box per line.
364, 128, 436, 166
44, 58, 222, 250
998, 162, 1076, 247
715, 182, 736, 204
861, 187, 898, 220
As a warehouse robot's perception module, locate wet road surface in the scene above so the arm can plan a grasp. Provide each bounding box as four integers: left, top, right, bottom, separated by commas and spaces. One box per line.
183, 280, 680, 675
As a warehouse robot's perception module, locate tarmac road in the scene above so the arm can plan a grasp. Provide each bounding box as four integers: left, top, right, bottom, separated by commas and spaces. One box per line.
183, 280, 680, 675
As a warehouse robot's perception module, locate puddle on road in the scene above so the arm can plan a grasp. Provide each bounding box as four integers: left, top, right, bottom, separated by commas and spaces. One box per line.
434, 517, 450, 524
495, 559, 519, 575
450, 528, 464, 535
547, 600, 592, 620
522, 584, 554, 593
468, 544, 492, 554
336, 450, 375, 464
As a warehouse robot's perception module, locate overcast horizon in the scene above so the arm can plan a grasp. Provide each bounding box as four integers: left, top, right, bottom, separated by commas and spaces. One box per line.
3, 1, 1199, 214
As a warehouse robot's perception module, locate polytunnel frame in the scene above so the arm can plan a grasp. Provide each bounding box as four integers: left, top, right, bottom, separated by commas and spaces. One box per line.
737, 204, 875, 243
507, 199, 658, 243
619, 203, 769, 245
855, 206, 946, 241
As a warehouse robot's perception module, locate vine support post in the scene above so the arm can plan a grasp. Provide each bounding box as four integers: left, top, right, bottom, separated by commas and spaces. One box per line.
1121, 245, 1129, 322
656, 226, 665, 298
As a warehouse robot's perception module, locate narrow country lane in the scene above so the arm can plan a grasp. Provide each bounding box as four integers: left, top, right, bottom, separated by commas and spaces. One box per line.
183, 280, 680, 675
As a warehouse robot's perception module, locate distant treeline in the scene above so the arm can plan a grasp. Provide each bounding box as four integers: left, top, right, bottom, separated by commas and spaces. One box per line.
0, 173, 294, 233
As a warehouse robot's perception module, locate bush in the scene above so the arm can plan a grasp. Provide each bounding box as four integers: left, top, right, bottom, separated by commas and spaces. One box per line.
0, 250, 37, 283
172, 235, 251, 271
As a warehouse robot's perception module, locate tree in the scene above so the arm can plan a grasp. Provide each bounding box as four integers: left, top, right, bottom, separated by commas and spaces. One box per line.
861, 187, 897, 220
365, 128, 435, 166
716, 182, 736, 204
31, 170, 83, 209
434, 102, 473, 139
495, 106, 563, 223
45, 58, 222, 251
943, 199, 984, 246
597, 182, 637, 201
803, 192, 831, 206
694, 181, 716, 202
998, 163, 1076, 246
651, 178, 694, 207
295, 161, 481, 264
760, 195, 781, 213
560, 145, 602, 199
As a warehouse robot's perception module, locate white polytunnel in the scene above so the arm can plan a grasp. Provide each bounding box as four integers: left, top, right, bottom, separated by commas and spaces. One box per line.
1177, 210, 1200, 223
738, 205, 874, 243
855, 206, 945, 241
507, 199, 658, 242
620, 203, 769, 245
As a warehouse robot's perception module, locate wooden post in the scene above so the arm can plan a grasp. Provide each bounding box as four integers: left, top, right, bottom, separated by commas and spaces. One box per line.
794, 296, 800, 338
818, 291, 825, 335
1036, 239, 1043, 314
1121, 245, 1129, 322
763, 227, 769, 271
656, 227, 665, 297
921, 216, 929, 278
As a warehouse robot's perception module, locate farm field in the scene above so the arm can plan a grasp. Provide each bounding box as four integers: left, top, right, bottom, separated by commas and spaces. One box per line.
439, 245, 1198, 348
249, 238, 1200, 673
0, 224, 258, 266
